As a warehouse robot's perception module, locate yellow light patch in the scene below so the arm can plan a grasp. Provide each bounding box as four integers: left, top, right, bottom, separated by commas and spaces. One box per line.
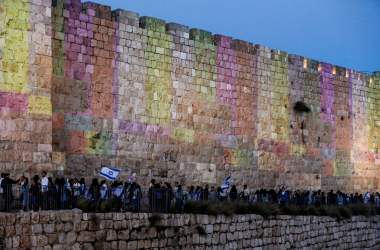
28, 95, 52, 115
84, 131, 112, 155
172, 128, 194, 143
0, 0, 30, 93
290, 144, 306, 156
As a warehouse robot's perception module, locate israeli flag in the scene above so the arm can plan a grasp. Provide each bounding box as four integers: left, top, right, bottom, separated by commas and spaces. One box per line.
221, 176, 232, 191
100, 166, 120, 181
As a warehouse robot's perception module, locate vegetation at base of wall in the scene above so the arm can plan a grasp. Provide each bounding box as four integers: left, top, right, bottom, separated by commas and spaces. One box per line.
184, 201, 380, 220
76, 198, 94, 212
75, 197, 380, 220
76, 197, 121, 213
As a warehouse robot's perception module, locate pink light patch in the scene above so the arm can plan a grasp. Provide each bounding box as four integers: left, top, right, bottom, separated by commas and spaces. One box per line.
0, 92, 28, 112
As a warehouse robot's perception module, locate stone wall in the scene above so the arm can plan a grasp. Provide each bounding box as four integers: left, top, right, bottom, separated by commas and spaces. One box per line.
1, 0, 380, 192
0, 0, 53, 175
0, 211, 380, 249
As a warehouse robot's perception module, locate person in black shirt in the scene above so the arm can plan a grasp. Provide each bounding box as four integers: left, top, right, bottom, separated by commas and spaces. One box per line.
55, 177, 65, 209
163, 182, 173, 212
148, 179, 156, 212
202, 185, 209, 201
0, 173, 5, 211
88, 178, 100, 211
327, 190, 335, 205
47, 177, 57, 209
229, 185, 238, 201
130, 181, 142, 212
0, 173, 18, 212
30, 175, 41, 211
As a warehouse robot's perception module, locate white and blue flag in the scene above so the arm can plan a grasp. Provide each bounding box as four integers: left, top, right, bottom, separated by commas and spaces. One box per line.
100, 166, 120, 181
221, 176, 232, 191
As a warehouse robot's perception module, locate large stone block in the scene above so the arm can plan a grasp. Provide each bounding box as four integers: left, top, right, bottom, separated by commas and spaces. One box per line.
77, 231, 96, 242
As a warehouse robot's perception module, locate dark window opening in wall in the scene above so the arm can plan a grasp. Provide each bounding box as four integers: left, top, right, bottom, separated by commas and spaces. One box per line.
293, 101, 311, 113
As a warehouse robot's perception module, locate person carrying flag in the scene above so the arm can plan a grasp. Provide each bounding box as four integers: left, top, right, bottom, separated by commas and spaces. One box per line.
219, 176, 232, 202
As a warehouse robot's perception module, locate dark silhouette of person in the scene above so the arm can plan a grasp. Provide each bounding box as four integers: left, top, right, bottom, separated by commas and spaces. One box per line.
1, 173, 18, 212
229, 185, 238, 201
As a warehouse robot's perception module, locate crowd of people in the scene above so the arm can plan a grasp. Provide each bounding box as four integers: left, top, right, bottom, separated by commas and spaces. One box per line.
0, 172, 142, 212
1, 172, 380, 213
155, 182, 380, 211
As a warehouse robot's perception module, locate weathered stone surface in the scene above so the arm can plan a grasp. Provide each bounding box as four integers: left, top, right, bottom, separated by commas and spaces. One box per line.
117, 230, 130, 240
77, 231, 95, 242
32, 224, 43, 234
44, 224, 55, 234
66, 232, 77, 245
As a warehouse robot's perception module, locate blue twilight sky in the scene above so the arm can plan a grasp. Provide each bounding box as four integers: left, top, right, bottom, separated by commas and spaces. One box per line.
98, 0, 380, 72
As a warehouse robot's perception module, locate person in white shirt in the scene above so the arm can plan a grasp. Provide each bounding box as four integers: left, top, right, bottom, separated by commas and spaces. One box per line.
41, 171, 49, 192
100, 180, 109, 200
241, 184, 250, 201
375, 193, 380, 207
0, 173, 4, 211
364, 192, 371, 204
0, 173, 4, 194
41, 171, 49, 209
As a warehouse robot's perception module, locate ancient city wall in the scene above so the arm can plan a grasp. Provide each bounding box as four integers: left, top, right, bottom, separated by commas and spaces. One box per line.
0, 211, 380, 249
0, 0, 53, 175
1, 0, 380, 191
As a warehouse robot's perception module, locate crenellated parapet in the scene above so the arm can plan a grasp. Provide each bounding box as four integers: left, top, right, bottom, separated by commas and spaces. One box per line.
49, 0, 375, 81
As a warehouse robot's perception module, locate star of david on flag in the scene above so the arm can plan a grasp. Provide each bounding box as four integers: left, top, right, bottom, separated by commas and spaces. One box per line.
221, 176, 232, 191
100, 166, 121, 181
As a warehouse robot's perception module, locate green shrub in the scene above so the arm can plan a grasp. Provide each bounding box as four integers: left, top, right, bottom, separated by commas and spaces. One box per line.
376, 206, 380, 215
318, 206, 328, 216
281, 205, 300, 216
324, 206, 341, 220
183, 201, 377, 220
368, 206, 377, 217
247, 203, 279, 218
234, 202, 249, 214
220, 202, 235, 217
184, 201, 200, 214
347, 204, 375, 217
338, 206, 352, 219
99, 200, 110, 213
184, 201, 234, 216
108, 197, 120, 212
76, 197, 91, 212
265, 203, 280, 217
306, 206, 320, 216
207, 202, 222, 216
99, 198, 119, 213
